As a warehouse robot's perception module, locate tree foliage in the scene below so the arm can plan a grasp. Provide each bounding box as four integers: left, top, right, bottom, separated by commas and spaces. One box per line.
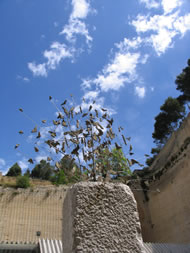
51, 155, 81, 185
31, 160, 53, 180
95, 148, 131, 179
16, 175, 30, 188
6, 163, 22, 177
175, 59, 190, 104
152, 97, 185, 144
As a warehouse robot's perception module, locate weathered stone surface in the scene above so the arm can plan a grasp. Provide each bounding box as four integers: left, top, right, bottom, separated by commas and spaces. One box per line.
133, 113, 190, 243
62, 182, 144, 253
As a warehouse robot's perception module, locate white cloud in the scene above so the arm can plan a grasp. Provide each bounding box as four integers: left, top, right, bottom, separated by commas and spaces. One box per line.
44, 42, 73, 69
140, 0, 183, 14
17, 75, 30, 82
60, 0, 93, 45
173, 13, 190, 36
28, 42, 73, 77
54, 22, 59, 27
94, 52, 140, 92
35, 156, 48, 163
83, 90, 99, 100
161, 0, 183, 14
28, 0, 94, 77
71, 0, 90, 19
132, 11, 190, 55
0, 158, 6, 169
18, 158, 28, 170
135, 86, 146, 98
28, 62, 47, 77
139, 0, 160, 9
115, 37, 142, 52
61, 19, 92, 45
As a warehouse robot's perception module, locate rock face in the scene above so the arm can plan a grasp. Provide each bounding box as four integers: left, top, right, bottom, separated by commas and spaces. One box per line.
62, 182, 144, 253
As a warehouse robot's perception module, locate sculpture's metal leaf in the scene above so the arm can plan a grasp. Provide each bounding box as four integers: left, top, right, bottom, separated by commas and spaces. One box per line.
42, 120, 46, 123
57, 113, 64, 119
49, 131, 56, 138
82, 113, 88, 117
61, 100, 67, 106
115, 142, 122, 150
92, 133, 97, 141
70, 138, 79, 144
97, 128, 103, 137
76, 120, 79, 128
34, 147, 39, 152
88, 140, 93, 148
101, 108, 107, 112
95, 109, 98, 118
63, 107, 69, 116
130, 159, 139, 165
122, 135, 127, 145
89, 105, 92, 111
49, 96, 52, 100
31, 127, 37, 133
55, 162, 61, 170
36, 132, 41, 139
47, 157, 52, 161
53, 120, 60, 125
19, 108, 23, 112
71, 145, 80, 155
15, 144, 20, 149
102, 113, 107, 119
107, 118, 113, 125
61, 142, 65, 153
28, 158, 34, 164
62, 120, 67, 127
19, 131, 24, 134
64, 137, 68, 147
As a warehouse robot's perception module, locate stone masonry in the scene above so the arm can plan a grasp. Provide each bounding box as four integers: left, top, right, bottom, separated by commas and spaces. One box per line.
62, 182, 145, 253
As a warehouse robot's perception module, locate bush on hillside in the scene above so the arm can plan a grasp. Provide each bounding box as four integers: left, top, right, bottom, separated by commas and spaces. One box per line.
16, 175, 30, 188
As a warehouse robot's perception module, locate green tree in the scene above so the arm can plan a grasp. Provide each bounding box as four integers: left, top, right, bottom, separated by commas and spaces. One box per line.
6, 163, 22, 177
31, 160, 53, 180
16, 175, 30, 188
96, 148, 131, 179
24, 169, 30, 177
152, 97, 186, 144
53, 155, 81, 184
175, 59, 190, 104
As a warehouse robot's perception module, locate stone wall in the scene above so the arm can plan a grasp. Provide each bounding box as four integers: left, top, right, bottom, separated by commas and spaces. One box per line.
0, 186, 67, 242
133, 113, 190, 243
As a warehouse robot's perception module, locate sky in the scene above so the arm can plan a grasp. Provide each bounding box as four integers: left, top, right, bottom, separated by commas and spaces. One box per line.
0, 0, 190, 174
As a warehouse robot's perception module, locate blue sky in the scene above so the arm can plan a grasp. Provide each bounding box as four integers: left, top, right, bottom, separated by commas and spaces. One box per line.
0, 0, 190, 174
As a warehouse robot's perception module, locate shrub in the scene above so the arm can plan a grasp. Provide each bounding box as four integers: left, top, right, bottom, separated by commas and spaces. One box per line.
16, 175, 30, 188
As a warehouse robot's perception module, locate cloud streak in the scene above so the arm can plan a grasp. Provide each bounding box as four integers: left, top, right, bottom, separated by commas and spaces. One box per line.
134, 0, 190, 55
28, 0, 94, 77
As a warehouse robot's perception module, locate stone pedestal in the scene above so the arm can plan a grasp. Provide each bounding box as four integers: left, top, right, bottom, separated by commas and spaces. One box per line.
62, 182, 145, 253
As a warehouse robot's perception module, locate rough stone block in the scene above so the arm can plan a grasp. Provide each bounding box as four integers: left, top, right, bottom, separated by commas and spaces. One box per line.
62, 182, 145, 253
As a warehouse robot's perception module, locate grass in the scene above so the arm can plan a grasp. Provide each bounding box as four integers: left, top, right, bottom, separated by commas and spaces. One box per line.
0, 176, 53, 188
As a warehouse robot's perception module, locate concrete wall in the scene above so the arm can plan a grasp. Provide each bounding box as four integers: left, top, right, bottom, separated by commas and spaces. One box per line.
0, 186, 67, 242
133, 113, 190, 243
